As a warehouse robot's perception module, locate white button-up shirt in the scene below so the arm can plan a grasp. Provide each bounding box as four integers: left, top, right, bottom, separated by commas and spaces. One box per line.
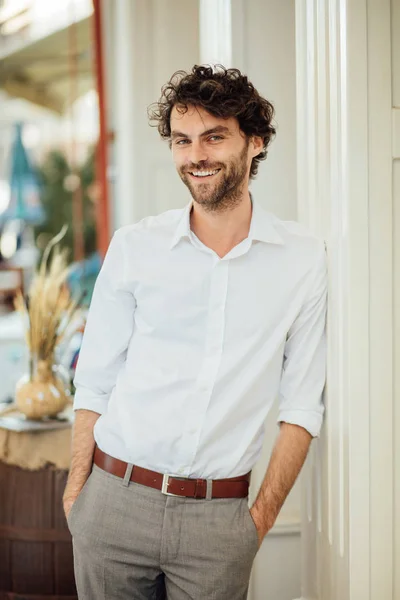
73, 198, 327, 479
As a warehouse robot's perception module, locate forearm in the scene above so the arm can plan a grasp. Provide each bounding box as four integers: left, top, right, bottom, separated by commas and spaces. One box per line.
63, 408, 100, 504
251, 422, 312, 535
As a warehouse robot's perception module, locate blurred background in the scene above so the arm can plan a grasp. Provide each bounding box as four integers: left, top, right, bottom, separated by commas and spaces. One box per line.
0, 0, 100, 301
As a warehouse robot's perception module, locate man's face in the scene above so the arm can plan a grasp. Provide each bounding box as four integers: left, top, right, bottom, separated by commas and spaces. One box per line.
170, 105, 259, 212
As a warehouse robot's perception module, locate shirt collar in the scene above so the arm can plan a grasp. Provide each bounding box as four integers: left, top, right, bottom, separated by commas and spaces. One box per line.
169, 195, 285, 250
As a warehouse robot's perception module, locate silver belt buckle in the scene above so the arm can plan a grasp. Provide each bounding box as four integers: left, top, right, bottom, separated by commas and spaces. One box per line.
161, 473, 181, 497
161, 473, 213, 499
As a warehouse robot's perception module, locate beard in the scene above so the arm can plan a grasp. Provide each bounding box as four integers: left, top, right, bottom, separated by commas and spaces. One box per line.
178, 141, 250, 213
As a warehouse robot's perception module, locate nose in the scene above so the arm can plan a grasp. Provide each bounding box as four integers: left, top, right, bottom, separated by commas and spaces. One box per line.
188, 140, 208, 166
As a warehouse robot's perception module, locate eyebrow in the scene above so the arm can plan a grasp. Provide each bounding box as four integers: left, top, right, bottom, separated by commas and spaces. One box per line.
170, 125, 231, 140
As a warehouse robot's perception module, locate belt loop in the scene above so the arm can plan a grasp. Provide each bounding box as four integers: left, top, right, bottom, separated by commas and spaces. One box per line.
123, 463, 134, 487
206, 479, 213, 500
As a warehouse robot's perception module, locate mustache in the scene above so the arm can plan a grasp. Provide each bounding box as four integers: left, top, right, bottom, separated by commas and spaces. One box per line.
182, 163, 223, 173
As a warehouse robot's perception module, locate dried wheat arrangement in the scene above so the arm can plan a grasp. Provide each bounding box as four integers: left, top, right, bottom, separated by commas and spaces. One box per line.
12, 225, 86, 420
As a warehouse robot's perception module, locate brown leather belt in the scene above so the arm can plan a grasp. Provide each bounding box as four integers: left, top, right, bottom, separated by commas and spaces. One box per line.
93, 446, 251, 499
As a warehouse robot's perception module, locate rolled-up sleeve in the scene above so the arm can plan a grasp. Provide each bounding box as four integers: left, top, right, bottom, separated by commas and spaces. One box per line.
277, 241, 328, 438
73, 228, 136, 415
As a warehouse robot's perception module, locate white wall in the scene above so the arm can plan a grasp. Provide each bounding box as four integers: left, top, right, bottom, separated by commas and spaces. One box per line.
392, 1, 400, 598
239, 0, 298, 222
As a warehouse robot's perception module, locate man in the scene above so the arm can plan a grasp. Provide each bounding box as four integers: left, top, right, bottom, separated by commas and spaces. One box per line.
63, 65, 327, 600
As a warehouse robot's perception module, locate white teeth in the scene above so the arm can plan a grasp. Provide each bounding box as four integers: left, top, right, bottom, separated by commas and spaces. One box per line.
190, 169, 219, 177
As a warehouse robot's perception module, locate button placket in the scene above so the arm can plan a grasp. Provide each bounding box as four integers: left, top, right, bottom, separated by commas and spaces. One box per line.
183, 260, 230, 472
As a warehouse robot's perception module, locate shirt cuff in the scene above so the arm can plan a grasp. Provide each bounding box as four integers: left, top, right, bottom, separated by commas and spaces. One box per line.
277, 409, 324, 438
72, 388, 109, 415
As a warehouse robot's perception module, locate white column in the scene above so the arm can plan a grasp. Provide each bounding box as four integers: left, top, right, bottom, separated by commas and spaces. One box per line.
199, 0, 232, 67
295, 0, 394, 599
391, 2, 400, 598
113, 0, 139, 228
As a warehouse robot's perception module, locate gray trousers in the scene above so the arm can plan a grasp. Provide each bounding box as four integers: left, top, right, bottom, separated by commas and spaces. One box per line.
67, 463, 259, 599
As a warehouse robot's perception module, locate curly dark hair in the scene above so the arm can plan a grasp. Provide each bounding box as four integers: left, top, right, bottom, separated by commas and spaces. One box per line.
148, 64, 276, 180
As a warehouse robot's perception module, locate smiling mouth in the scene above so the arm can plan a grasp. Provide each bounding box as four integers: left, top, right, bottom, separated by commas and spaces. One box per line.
188, 168, 221, 180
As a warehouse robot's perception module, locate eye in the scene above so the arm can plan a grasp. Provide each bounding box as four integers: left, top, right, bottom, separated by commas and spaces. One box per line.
209, 135, 223, 142
175, 139, 190, 145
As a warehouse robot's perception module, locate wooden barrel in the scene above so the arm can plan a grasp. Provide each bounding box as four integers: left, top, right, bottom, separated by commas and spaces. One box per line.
0, 461, 77, 599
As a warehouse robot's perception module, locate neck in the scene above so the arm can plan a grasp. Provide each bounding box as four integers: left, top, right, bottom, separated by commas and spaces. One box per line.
190, 191, 253, 248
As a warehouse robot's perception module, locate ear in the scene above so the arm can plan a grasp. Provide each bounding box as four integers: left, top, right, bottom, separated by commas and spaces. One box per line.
250, 136, 264, 157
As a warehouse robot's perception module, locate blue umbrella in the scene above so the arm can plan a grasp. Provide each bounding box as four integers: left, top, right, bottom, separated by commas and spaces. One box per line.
0, 122, 45, 226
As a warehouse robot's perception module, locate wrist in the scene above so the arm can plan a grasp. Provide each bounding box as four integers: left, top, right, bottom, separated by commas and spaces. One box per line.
251, 503, 277, 535
63, 493, 77, 505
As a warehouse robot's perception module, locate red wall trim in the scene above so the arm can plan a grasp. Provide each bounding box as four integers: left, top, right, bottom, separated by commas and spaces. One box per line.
92, 0, 111, 258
